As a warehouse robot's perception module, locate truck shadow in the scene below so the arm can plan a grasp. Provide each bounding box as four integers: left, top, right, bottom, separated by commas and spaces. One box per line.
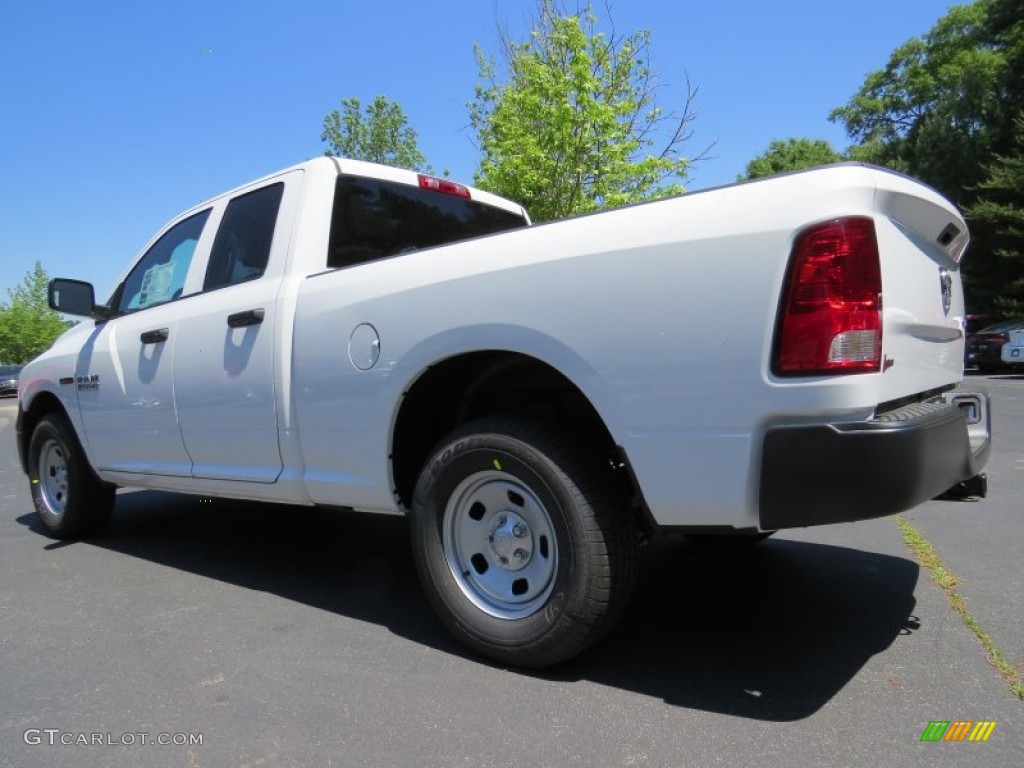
18, 490, 919, 722
551, 533, 920, 720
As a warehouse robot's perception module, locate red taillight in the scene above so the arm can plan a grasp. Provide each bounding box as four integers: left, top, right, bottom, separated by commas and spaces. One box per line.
774, 217, 882, 375
418, 174, 471, 199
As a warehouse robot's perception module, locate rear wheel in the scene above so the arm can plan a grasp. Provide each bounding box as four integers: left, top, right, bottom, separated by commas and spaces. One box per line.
410, 416, 636, 668
28, 413, 114, 539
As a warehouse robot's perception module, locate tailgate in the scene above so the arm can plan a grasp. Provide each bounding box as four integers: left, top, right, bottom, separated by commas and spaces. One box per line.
868, 168, 970, 404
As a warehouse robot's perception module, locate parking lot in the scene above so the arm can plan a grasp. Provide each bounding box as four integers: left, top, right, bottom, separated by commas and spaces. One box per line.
1, 377, 1020, 767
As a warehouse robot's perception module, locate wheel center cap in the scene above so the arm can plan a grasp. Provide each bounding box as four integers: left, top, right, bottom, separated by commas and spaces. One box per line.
487, 510, 533, 571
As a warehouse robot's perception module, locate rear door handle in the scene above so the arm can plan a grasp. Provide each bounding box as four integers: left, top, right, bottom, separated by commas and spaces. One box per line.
140, 328, 169, 344
227, 309, 265, 328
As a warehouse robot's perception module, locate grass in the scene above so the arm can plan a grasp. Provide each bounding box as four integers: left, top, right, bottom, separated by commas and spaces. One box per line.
895, 516, 1023, 700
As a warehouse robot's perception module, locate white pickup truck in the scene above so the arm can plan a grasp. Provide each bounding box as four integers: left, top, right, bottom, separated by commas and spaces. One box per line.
17, 157, 991, 667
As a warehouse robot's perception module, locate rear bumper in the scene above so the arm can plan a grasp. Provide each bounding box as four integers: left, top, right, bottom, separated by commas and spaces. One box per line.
759, 391, 990, 530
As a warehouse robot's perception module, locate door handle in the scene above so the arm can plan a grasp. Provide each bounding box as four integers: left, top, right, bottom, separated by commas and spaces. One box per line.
227, 308, 265, 328
140, 328, 169, 344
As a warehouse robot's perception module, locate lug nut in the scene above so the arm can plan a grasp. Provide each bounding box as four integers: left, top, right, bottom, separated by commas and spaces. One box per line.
512, 523, 527, 538
513, 548, 527, 562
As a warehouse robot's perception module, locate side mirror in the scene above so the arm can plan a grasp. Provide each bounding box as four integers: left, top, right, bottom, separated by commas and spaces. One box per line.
48, 278, 109, 319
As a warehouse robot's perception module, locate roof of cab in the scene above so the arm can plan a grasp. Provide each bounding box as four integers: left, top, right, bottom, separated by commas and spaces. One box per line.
192, 156, 528, 220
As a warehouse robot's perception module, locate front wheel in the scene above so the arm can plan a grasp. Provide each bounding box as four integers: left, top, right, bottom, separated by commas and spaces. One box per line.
410, 416, 636, 668
27, 413, 115, 539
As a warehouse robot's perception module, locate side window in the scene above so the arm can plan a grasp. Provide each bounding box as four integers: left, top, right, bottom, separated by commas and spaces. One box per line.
203, 183, 284, 291
117, 209, 211, 314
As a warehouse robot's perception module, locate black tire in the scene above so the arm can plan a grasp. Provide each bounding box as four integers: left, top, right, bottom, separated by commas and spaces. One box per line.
410, 416, 637, 668
27, 413, 115, 539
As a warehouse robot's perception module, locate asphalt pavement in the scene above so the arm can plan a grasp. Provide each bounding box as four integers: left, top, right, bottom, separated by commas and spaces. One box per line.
0, 383, 1020, 768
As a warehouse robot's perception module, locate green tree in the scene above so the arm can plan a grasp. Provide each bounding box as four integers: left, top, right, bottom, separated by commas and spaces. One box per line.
469, 0, 698, 222
321, 95, 430, 172
829, 0, 1024, 314
829, 2, 1001, 194
0, 261, 72, 364
969, 114, 1024, 313
740, 138, 846, 181
980, 0, 1024, 150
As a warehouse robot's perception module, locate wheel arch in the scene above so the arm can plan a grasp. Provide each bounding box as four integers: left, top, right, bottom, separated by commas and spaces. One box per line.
17, 390, 71, 475
390, 350, 647, 525
17, 389, 106, 487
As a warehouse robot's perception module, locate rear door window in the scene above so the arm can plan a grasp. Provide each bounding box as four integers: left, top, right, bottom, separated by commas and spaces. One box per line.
204, 183, 285, 290
328, 176, 527, 268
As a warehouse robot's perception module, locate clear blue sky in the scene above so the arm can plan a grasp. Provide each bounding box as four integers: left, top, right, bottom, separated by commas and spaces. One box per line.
2, 0, 957, 301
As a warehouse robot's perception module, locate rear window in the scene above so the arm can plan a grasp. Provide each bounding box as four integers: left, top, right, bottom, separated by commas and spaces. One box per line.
327, 175, 527, 269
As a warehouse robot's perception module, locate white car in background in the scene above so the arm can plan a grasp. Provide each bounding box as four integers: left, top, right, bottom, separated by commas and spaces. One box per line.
1001, 329, 1024, 366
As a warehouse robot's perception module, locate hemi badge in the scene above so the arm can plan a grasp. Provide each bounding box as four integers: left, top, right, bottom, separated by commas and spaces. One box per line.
59, 377, 75, 386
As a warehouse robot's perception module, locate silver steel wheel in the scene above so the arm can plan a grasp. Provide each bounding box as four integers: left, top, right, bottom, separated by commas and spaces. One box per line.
442, 470, 558, 619
37, 438, 69, 519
